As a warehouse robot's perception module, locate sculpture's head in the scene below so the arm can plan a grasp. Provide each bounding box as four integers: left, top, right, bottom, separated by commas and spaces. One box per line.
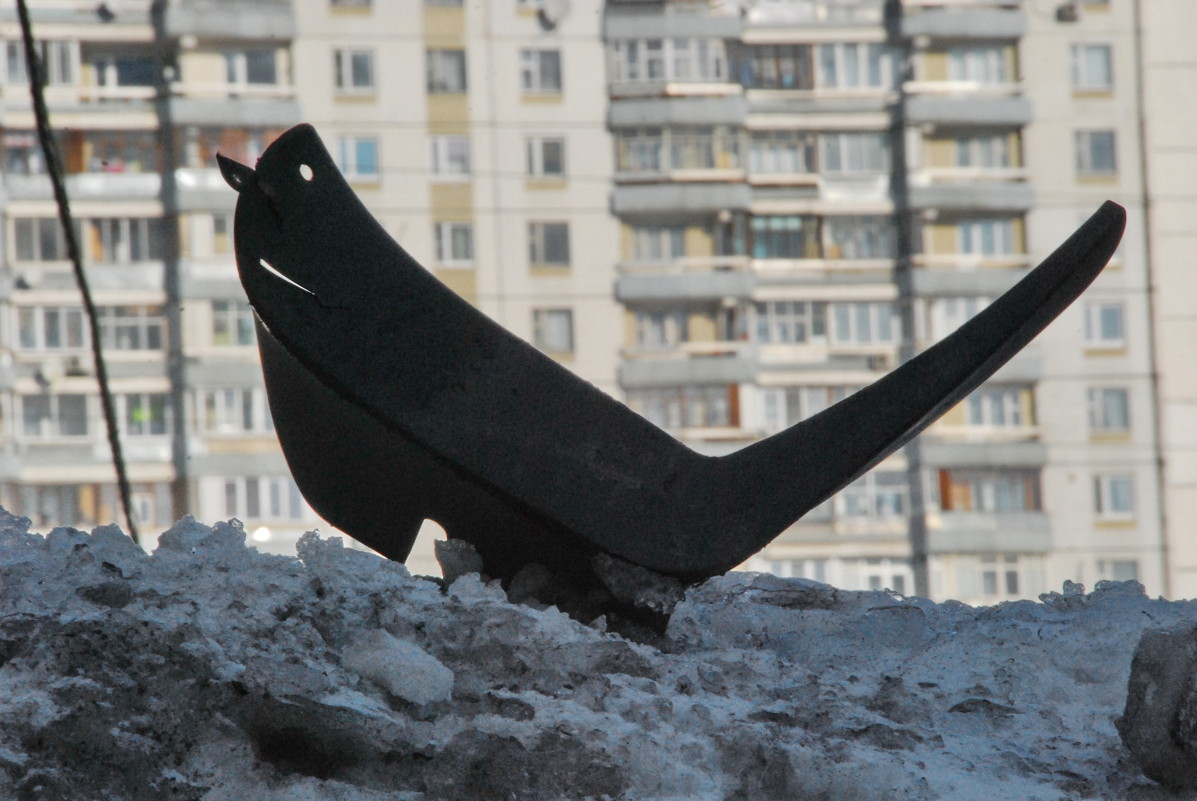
218, 124, 401, 316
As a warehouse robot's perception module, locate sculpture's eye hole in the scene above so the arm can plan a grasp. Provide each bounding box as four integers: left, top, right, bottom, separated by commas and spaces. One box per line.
299, 164, 314, 182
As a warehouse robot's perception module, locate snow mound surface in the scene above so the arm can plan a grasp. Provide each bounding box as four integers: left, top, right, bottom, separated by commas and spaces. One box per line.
1, 511, 1194, 800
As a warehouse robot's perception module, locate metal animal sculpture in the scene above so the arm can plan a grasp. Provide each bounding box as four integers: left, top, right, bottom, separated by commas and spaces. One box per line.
219, 124, 1124, 586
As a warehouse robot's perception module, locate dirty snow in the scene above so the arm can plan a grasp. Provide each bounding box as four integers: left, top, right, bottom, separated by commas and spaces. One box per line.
0, 508, 1193, 800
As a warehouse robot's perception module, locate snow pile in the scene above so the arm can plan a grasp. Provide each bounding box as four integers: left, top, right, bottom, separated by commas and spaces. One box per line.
1, 510, 1194, 800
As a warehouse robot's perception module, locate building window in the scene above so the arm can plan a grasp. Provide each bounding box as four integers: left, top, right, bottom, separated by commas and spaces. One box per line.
927, 296, 991, 342
17, 307, 86, 351
429, 135, 471, 178
980, 555, 1021, 596
955, 134, 1011, 168
836, 472, 908, 520
1071, 44, 1112, 90
13, 218, 66, 261
615, 127, 663, 173
212, 299, 255, 346
89, 54, 156, 89
427, 49, 467, 93
966, 386, 1030, 428
817, 43, 892, 89
212, 214, 233, 255
224, 50, 278, 88
734, 43, 812, 89
754, 301, 827, 345
947, 45, 1008, 83
626, 385, 732, 431
196, 388, 273, 435
1083, 302, 1125, 347
830, 302, 897, 346
820, 132, 889, 174
22, 394, 88, 438
333, 49, 374, 93
222, 476, 304, 521
634, 309, 688, 350
1088, 387, 1130, 433
525, 136, 565, 178
823, 216, 896, 259
939, 468, 1041, 512
669, 126, 741, 170
434, 222, 474, 265
1094, 473, 1134, 519
336, 136, 379, 180
750, 130, 816, 174
82, 130, 160, 173
121, 393, 169, 437
610, 38, 726, 84
958, 219, 1016, 255
97, 306, 164, 350
81, 217, 165, 263
630, 226, 685, 262
762, 385, 859, 430
520, 49, 561, 94
750, 215, 819, 259
1075, 130, 1117, 176
528, 222, 570, 266
5, 40, 75, 86
1098, 559, 1139, 582
532, 308, 574, 353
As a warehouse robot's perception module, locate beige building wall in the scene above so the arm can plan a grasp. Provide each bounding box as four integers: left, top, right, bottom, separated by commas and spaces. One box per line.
1138, 0, 1197, 598
1022, 0, 1166, 595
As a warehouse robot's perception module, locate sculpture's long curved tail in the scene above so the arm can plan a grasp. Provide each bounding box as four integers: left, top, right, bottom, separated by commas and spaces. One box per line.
706, 202, 1125, 571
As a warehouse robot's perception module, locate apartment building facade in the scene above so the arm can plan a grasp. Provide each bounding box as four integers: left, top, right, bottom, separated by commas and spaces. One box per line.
0, 0, 315, 547
1, 0, 1193, 603
0, 0, 619, 564
604, 0, 1171, 603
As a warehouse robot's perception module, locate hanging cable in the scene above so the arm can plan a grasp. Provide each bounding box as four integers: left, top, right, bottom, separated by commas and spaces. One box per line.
16, 0, 140, 543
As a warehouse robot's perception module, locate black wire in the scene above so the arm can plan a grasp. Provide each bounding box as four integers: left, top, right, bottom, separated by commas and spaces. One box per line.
15, 0, 139, 544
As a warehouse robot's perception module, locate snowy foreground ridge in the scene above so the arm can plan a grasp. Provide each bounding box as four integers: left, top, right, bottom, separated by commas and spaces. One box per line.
1, 512, 1195, 800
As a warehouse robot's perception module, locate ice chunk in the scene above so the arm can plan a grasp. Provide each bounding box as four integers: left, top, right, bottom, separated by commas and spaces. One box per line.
340, 629, 453, 705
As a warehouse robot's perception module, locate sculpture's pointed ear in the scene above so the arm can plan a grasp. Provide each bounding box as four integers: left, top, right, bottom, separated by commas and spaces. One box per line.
217, 154, 255, 194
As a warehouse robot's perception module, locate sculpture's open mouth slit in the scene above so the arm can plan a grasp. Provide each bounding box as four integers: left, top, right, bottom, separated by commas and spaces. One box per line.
258, 258, 316, 297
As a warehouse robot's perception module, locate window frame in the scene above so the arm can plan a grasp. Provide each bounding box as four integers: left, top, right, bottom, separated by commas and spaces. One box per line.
957, 219, 1016, 256
211, 299, 255, 347
426, 48, 467, 94
336, 135, 380, 180
428, 135, 471, 180
525, 135, 566, 178
195, 387, 274, 436
96, 305, 165, 351
4, 40, 77, 86
532, 307, 575, 354
1093, 473, 1135, 519
520, 48, 562, 95
434, 221, 474, 266
830, 301, 897, 346
21, 393, 90, 439
120, 392, 171, 437
1071, 43, 1113, 91
527, 221, 570, 267
333, 48, 375, 94
1075, 129, 1117, 176
1087, 386, 1131, 434
1083, 301, 1126, 348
